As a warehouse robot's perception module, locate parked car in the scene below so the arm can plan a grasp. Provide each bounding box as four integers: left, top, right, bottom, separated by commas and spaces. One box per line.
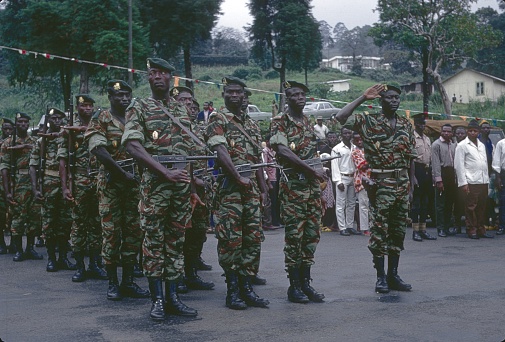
303, 101, 340, 120
247, 104, 271, 121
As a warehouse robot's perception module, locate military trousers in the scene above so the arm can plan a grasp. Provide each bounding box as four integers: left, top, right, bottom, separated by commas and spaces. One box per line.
41, 175, 72, 239
10, 174, 37, 236
139, 172, 191, 281
279, 179, 321, 269
214, 177, 262, 276
184, 185, 208, 261
368, 176, 409, 257
98, 175, 142, 266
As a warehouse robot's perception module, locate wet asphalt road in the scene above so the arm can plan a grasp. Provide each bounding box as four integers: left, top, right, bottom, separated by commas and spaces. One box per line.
1, 227, 505, 342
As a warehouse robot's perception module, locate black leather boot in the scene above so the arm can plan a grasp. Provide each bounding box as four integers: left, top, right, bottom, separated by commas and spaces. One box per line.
72, 252, 86, 282
133, 259, 144, 278
176, 276, 189, 294
372, 256, 389, 293
106, 264, 122, 301
57, 237, 76, 270
35, 236, 45, 247
87, 251, 108, 280
165, 280, 198, 316
120, 264, 150, 298
12, 235, 25, 262
148, 277, 165, 321
225, 271, 247, 310
25, 234, 43, 260
46, 238, 58, 272
287, 267, 310, 303
195, 255, 212, 271
185, 260, 215, 290
239, 275, 269, 307
251, 274, 267, 285
387, 255, 412, 291
300, 265, 325, 302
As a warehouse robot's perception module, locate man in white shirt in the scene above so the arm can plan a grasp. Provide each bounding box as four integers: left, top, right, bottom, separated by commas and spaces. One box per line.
313, 116, 329, 141
331, 127, 360, 236
454, 119, 493, 239
492, 137, 505, 235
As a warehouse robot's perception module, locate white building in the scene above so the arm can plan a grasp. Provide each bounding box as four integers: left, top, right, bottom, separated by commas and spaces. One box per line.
442, 68, 505, 104
324, 79, 351, 92
321, 55, 385, 73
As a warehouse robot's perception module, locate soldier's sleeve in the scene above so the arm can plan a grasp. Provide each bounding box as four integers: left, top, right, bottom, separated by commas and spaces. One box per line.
0, 139, 10, 171
29, 139, 41, 167
269, 115, 288, 147
56, 134, 68, 160
85, 111, 108, 153
121, 99, 146, 146
407, 121, 418, 159
205, 112, 228, 148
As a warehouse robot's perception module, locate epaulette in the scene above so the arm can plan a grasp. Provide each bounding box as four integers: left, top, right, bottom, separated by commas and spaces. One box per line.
91, 108, 103, 120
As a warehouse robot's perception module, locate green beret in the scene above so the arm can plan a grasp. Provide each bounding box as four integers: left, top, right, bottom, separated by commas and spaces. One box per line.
107, 79, 132, 93
170, 86, 193, 97
75, 94, 95, 104
16, 112, 31, 120
380, 84, 402, 96
47, 107, 66, 117
244, 88, 252, 97
147, 57, 175, 72
192, 99, 200, 107
2, 118, 14, 125
222, 76, 247, 88
283, 80, 309, 93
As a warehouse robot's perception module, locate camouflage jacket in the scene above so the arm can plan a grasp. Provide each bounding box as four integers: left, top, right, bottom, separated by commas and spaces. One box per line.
0, 135, 37, 171
29, 132, 61, 172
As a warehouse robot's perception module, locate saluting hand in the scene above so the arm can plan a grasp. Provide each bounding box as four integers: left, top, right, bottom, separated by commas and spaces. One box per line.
363, 84, 385, 101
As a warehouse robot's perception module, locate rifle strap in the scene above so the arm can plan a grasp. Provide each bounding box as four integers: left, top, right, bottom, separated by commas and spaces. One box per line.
152, 99, 209, 152
230, 116, 263, 152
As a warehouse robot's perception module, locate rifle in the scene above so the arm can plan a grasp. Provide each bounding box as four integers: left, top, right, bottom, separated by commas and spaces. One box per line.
281, 154, 341, 181
218, 162, 278, 189
151, 155, 217, 170
37, 108, 49, 195
67, 95, 75, 196
9, 113, 18, 199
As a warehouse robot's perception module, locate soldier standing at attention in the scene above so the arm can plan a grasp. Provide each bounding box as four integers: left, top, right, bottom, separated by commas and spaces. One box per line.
1, 113, 41, 262
336, 84, 416, 294
58, 94, 107, 282
30, 108, 75, 272
0, 118, 14, 254
270, 81, 326, 304
84, 80, 149, 301
122, 58, 200, 321
205, 76, 270, 310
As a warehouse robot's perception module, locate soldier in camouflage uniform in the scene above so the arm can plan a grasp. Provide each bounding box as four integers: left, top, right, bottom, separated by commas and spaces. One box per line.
336, 84, 416, 294
0, 118, 14, 254
270, 81, 326, 304
30, 108, 75, 272
170, 86, 214, 292
84, 80, 149, 301
58, 94, 107, 283
122, 58, 200, 321
0, 112, 42, 262
205, 76, 269, 310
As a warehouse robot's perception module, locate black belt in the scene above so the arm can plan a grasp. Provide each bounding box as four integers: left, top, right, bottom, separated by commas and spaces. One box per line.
371, 169, 408, 179
341, 173, 354, 177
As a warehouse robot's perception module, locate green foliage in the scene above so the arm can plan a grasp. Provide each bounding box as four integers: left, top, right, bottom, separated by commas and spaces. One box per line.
264, 70, 279, 79
311, 83, 332, 99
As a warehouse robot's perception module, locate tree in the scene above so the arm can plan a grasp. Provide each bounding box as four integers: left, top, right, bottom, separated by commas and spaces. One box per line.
247, 0, 322, 105
318, 20, 334, 54
140, 0, 223, 89
372, 0, 502, 115
211, 27, 249, 56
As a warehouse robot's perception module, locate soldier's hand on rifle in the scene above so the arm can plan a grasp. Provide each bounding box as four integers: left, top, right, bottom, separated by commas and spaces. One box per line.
190, 192, 205, 213
237, 176, 251, 188
62, 125, 86, 132
363, 84, 385, 100
37, 132, 60, 140
260, 192, 269, 208
163, 169, 191, 183
313, 168, 326, 183
6, 193, 17, 206
194, 177, 205, 188
33, 190, 44, 202
63, 188, 74, 202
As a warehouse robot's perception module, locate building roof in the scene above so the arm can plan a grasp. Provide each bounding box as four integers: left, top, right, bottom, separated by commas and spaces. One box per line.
324, 79, 351, 84
443, 68, 505, 85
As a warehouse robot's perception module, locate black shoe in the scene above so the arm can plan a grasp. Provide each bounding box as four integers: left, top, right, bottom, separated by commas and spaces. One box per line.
287, 268, 310, 303
438, 229, 447, 237
251, 274, 267, 285
57, 256, 77, 270
225, 272, 247, 310
148, 277, 165, 321
340, 229, 350, 236
347, 228, 362, 235
300, 266, 325, 302
478, 233, 494, 239
87, 256, 108, 280
72, 268, 86, 282
176, 278, 189, 293
419, 230, 437, 240
13, 251, 25, 262
387, 274, 412, 291
375, 275, 390, 294
165, 281, 198, 317
447, 227, 457, 236
185, 273, 215, 290
120, 282, 150, 298
35, 237, 45, 247
0, 238, 7, 255
412, 231, 423, 242
107, 283, 122, 301
46, 259, 58, 272
239, 276, 269, 308
468, 234, 479, 239
133, 263, 144, 277
195, 256, 212, 271
24, 247, 44, 260
151, 299, 165, 321
496, 228, 505, 235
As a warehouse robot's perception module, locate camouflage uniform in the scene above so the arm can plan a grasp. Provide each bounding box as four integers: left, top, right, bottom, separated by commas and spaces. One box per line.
121, 98, 195, 281
0, 135, 38, 236
351, 112, 416, 256
0, 136, 8, 234
270, 113, 321, 269
205, 107, 264, 276
30, 134, 72, 240
57, 116, 101, 254
85, 109, 142, 266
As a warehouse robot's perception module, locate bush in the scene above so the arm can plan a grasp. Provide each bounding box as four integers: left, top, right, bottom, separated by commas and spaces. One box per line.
232, 68, 249, 80
265, 70, 279, 79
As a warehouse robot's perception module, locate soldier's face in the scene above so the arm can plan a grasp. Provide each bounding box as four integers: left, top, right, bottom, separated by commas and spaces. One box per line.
175, 92, 193, 108
148, 68, 171, 93
109, 90, 132, 111
285, 87, 306, 111
16, 118, 29, 133
50, 115, 64, 129
191, 104, 199, 117
381, 90, 400, 114
223, 84, 244, 111
77, 102, 94, 118
2, 123, 13, 137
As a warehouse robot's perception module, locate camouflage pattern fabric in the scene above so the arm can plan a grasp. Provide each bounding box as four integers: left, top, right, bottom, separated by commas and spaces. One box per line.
206, 108, 263, 276
0, 135, 38, 236
270, 112, 321, 269
351, 112, 416, 256
57, 115, 101, 253
0, 137, 7, 232
30, 137, 71, 239
122, 97, 196, 280
85, 109, 142, 266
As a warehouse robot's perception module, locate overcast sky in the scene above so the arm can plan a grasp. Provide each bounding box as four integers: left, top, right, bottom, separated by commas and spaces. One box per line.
217, 0, 501, 33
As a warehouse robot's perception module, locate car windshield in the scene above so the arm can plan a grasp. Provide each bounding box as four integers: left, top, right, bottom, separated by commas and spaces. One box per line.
304, 103, 317, 110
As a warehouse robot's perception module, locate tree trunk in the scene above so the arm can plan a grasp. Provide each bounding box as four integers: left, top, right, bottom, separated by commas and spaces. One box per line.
431, 70, 452, 115
60, 62, 72, 111
421, 46, 429, 114
277, 58, 287, 112
183, 46, 193, 90
79, 64, 89, 94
